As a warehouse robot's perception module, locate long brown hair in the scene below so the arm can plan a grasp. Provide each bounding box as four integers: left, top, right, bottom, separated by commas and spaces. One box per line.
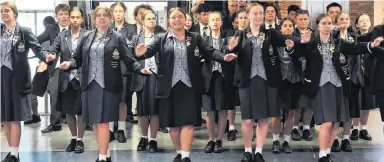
0, 1, 18, 19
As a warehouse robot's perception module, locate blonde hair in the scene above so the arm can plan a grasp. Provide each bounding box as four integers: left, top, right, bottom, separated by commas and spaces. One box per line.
246, 3, 263, 14
335, 11, 349, 23
0, 1, 18, 19
93, 5, 112, 20
208, 11, 222, 19
141, 9, 156, 21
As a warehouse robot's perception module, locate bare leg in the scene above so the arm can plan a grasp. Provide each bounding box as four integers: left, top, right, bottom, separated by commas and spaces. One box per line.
217, 111, 227, 140
96, 123, 109, 155
149, 115, 159, 139
206, 112, 215, 141
77, 115, 86, 138
169, 127, 182, 151
10, 122, 22, 147
256, 118, 269, 148
138, 116, 150, 136
343, 121, 351, 137
3, 122, 11, 145
302, 108, 313, 126
293, 107, 302, 126
360, 110, 370, 126
228, 109, 236, 126
242, 120, 254, 149
180, 126, 194, 151
66, 114, 77, 137
319, 122, 332, 150
328, 123, 340, 148
284, 110, 295, 135
271, 117, 281, 135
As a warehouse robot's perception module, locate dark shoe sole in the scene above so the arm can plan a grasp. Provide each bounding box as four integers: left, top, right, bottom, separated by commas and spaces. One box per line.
74, 149, 84, 153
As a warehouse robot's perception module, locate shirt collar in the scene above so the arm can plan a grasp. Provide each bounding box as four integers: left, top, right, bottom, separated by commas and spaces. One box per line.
200, 23, 209, 31
145, 33, 154, 38
265, 22, 275, 29
167, 31, 175, 39
59, 25, 69, 32
137, 24, 143, 34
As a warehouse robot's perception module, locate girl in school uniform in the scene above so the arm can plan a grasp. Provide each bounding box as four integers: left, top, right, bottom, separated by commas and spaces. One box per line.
135, 7, 237, 162
227, 3, 301, 162
59, 5, 150, 162
330, 11, 356, 153
349, 13, 375, 141
202, 11, 235, 154
291, 13, 382, 162
0, 1, 55, 162
129, 9, 165, 153
270, 18, 301, 154
48, 7, 87, 154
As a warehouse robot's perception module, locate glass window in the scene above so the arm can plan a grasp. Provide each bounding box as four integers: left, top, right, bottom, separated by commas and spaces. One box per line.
17, 13, 35, 33
14, 0, 55, 10
36, 12, 55, 35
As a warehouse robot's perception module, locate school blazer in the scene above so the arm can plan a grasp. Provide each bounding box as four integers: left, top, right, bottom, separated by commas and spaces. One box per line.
138, 31, 226, 98
294, 36, 374, 99
129, 33, 161, 92
0, 23, 48, 94
231, 27, 300, 88
369, 25, 384, 95
68, 28, 143, 93
202, 34, 235, 93
49, 28, 87, 92
37, 24, 61, 75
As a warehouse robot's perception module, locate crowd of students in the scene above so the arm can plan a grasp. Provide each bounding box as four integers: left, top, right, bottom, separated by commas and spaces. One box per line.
1, 1, 384, 162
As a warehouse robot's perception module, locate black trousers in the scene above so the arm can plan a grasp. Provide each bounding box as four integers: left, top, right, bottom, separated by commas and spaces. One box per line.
377, 95, 384, 122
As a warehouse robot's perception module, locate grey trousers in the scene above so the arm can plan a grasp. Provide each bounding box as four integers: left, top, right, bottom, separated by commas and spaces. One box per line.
46, 69, 62, 126
24, 94, 39, 120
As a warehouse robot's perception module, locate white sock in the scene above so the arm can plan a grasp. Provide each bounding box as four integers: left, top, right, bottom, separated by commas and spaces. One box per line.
176, 150, 182, 155
293, 126, 299, 130
335, 136, 338, 140
361, 125, 367, 130
354, 125, 360, 130
77, 137, 83, 141
149, 137, 157, 141
255, 147, 262, 154
272, 134, 279, 141
72, 136, 77, 140
181, 150, 190, 158
343, 135, 349, 140
118, 121, 126, 132
284, 134, 291, 143
99, 154, 107, 161
303, 125, 310, 130
10, 147, 18, 157
244, 147, 252, 153
326, 148, 331, 154
109, 122, 114, 132
319, 150, 327, 158
106, 149, 111, 158
142, 136, 148, 139
229, 125, 235, 131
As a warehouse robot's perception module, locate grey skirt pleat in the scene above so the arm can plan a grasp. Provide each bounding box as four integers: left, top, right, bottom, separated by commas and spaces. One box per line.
203, 71, 232, 112
311, 82, 350, 124
1, 66, 27, 122
81, 80, 120, 124
239, 76, 280, 120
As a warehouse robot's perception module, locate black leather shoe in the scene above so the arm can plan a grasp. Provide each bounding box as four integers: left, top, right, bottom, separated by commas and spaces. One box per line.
24, 115, 41, 124
204, 140, 215, 153
302, 129, 313, 141
173, 154, 182, 162
74, 140, 84, 153
202, 118, 206, 123
331, 139, 340, 152
106, 157, 111, 162
291, 128, 302, 141
282, 141, 292, 153
95, 159, 107, 162
117, 130, 127, 143
225, 120, 229, 133
41, 124, 62, 133
158, 128, 169, 133
86, 124, 93, 131
240, 152, 253, 162
181, 157, 191, 162
254, 153, 265, 162
227, 130, 237, 141
359, 130, 372, 140
3, 155, 19, 162
66, 139, 77, 152
350, 129, 359, 140
148, 140, 158, 153
109, 131, 115, 142
272, 140, 280, 154
327, 154, 334, 162
340, 139, 353, 152
318, 156, 331, 162
137, 137, 148, 151
126, 117, 138, 124
214, 140, 223, 153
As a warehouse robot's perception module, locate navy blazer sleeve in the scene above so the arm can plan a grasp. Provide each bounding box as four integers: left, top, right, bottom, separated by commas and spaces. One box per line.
24, 27, 48, 61
197, 34, 225, 62
49, 33, 62, 55
117, 34, 143, 73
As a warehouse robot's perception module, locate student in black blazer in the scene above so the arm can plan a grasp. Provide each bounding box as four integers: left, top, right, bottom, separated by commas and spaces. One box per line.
48, 7, 87, 154
135, 8, 237, 162
291, 14, 382, 162
291, 9, 315, 142
0, 2, 56, 162
59, 6, 150, 162
227, 4, 300, 162
38, 4, 70, 134
201, 11, 235, 154
190, 3, 213, 36
264, 3, 280, 30
349, 13, 375, 141
129, 9, 165, 153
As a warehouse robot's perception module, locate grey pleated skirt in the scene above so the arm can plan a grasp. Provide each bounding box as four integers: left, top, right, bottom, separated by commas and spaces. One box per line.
239, 76, 280, 120
158, 81, 202, 128
81, 81, 120, 124
56, 79, 82, 115
311, 83, 350, 124
136, 74, 158, 116
203, 71, 234, 112
1, 66, 28, 122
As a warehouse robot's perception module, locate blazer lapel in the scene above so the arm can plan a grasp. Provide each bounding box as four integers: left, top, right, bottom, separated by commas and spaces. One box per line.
104, 28, 113, 50
12, 23, 22, 52
65, 30, 73, 54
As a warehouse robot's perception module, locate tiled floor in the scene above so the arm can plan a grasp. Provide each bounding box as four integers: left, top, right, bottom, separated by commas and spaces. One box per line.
1, 110, 384, 162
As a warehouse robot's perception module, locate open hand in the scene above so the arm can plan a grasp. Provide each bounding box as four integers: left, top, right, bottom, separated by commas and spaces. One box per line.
224, 53, 238, 61
140, 68, 153, 75
285, 39, 295, 50
46, 54, 56, 62
59, 61, 70, 70
136, 43, 147, 57
228, 36, 239, 51
300, 29, 312, 43
371, 37, 383, 48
